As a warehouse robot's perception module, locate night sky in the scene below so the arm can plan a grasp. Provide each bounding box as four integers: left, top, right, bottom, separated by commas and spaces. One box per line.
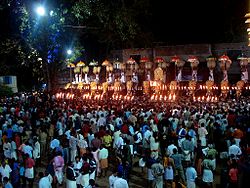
152, 0, 248, 44
0, 0, 248, 45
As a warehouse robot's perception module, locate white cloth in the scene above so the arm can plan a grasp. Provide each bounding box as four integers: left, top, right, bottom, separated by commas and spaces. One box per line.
113, 178, 129, 188
66, 179, 77, 188
89, 170, 96, 180
39, 175, 52, 188
3, 142, 11, 158
55, 171, 64, 184
50, 139, 60, 150
186, 167, 197, 183
73, 161, 82, 184
109, 174, 118, 188
99, 148, 109, 159
139, 158, 145, 167
10, 141, 17, 160
25, 167, 34, 179
80, 173, 90, 187
167, 144, 177, 156
33, 141, 41, 160
164, 167, 174, 180
228, 144, 242, 158
0, 165, 12, 181
202, 169, 213, 183
23, 145, 33, 158
187, 181, 196, 188
147, 168, 155, 181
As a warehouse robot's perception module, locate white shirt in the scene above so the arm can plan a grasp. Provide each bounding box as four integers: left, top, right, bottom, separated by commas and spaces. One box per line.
228, 144, 242, 157
0, 165, 12, 181
33, 141, 41, 159
109, 174, 118, 188
39, 175, 52, 188
78, 139, 88, 149
73, 161, 83, 172
167, 144, 178, 156
114, 178, 129, 188
22, 145, 33, 158
115, 137, 124, 149
99, 148, 109, 159
185, 166, 197, 182
198, 127, 208, 138
50, 139, 60, 149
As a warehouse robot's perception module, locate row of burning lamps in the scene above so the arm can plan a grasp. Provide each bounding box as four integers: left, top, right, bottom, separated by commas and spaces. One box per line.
67, 84, 250, 91
56, 92, 219, 103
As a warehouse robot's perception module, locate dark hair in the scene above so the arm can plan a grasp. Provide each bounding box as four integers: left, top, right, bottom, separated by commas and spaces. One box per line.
89, 179, 95, 185
3, 177, 9, 182
173, 148, 178, 154
38, 172, 44, 178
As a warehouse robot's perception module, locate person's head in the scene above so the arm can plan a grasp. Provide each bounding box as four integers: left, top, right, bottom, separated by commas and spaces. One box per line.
75, 156, 80, 162
38, 172, 44, 179
173, 148, 178, 154
112, 169, 118, 176
1, 160, 6, 167
3, 177, 9, 183
186, 161, 193, 167
67, 161, 74, 167
117, 171, 123, 178
89, 179, 95, 186
231, 139, 236, 145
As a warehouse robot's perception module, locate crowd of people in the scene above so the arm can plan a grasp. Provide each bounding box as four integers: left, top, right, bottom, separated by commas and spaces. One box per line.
0, 92, 250, 188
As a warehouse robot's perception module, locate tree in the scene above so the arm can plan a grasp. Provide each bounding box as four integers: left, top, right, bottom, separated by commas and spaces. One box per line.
0, 0, 85, 91
72, 0, 153, 52
0, 84, 13, 97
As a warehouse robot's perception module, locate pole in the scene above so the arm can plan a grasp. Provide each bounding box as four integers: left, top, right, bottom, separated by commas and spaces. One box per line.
70, 67, 72, 93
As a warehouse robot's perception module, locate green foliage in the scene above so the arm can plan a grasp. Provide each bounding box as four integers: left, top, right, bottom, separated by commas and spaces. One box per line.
0, 0, 85, 90
72, 0, 153, 49
0, 84, 13, 97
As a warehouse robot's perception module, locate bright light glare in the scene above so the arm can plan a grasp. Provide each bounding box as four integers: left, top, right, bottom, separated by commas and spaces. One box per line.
36, 6, 46, 16
67, 49, 72, 55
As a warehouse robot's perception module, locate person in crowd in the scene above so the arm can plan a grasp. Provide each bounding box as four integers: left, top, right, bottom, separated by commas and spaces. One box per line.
151, 158, 164, 188
38, 171, 52, 188
66, 161, 77, 188
171, 148, 186, 185
52, 151, 65, 186
109, 169, 118, 188
2, 177, 13, 188
39, 128, 48, 158
102, 130, 112, 151
133, 127, 142, 155
113, 172, 129, 188
198, 123, 208, 148
228, 139, 242, 160
73, 156, 82, 188
88, 153, 97, 181
33, 136, 41, 166
10, 159, 20, 188
99, 144, 109, 177
185, 162, 197, 188
78, 134, 88, 157
69, 132, 78, 162
201, 155, 215, 188
24, 153, 35, 188
0, 160, 12, 183
163, 153, 175, 188
228, 159, 238, 188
